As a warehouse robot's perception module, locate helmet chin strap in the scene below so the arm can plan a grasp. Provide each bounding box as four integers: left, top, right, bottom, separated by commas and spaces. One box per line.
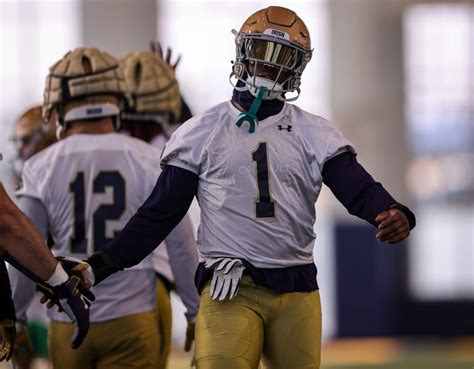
55, 122, 65, 140
246, 76, 283, 100
236, 86, 267, 134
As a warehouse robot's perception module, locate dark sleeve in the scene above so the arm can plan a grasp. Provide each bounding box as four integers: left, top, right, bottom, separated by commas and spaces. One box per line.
179, 97, 193, 122
1, 252, 41, 283
87, 165, 198, 284
0, 261, 16, 322
322, 152, 415, 228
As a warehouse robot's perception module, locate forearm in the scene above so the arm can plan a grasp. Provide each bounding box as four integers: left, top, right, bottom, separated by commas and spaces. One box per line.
88, 165, 198, 284
0, 185, 56, 280
323, 152, 415, 228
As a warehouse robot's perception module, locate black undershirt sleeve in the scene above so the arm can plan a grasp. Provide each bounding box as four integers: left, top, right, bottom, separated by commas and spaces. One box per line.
0, 260, 16, 322
322, 152, 399, 227
89, 165, 198, 284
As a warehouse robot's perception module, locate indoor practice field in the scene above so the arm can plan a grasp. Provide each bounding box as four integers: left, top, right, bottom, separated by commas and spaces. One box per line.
2, 337, 473, 369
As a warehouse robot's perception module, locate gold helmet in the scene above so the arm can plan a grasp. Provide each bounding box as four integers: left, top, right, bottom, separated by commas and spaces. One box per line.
43, 47, 133, 138
231, 6, 312, 100
12, 105, 56, 161
120, 51, 181, 125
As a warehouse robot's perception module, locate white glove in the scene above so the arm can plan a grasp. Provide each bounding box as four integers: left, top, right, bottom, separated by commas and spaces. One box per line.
204, 258, 245, 301
56, 256, 95, 287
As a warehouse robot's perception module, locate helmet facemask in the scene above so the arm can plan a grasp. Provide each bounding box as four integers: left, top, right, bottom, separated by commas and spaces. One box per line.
232, 31, 311, 101
230, 6, 313, 102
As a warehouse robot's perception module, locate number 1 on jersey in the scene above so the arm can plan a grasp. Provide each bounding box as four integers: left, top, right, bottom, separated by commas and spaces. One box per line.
252, 142, 276, 218
70, 172, 87, 253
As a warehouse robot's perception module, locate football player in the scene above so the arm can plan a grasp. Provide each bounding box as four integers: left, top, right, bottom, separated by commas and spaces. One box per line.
11, 105, 57, 178
120, 50, 200, 368
53, 6, 416, 369
10, 47, 180, 369
0, 182, 93, 362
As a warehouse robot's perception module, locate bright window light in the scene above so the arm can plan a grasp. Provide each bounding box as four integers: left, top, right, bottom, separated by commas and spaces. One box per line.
157, 0, 330, 118
403, 3, 474, 301
0, 0, 82, 187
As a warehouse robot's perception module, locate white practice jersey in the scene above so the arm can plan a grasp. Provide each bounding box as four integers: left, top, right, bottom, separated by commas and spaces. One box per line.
16, 133, 162, 322
161, 101, 355, 268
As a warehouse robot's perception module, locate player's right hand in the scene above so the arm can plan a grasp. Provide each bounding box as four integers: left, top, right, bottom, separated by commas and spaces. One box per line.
0, 319, 15, 362
12, 323, 34, 369
205, 258, 245, 301
184, 322, 195, 352
56, 256, 95, 288
36, 276, 94, 349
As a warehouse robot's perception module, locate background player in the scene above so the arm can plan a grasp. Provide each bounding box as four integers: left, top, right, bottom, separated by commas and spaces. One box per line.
119, 50, 200, 368
53, 6, 415, 369
11, 105, 57, 180
11, 46, 178, 369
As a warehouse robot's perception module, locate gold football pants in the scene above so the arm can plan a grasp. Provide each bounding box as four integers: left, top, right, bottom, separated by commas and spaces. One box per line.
49, 311, 159, 369
195, 275, 322, 369
156, 276, 172, 369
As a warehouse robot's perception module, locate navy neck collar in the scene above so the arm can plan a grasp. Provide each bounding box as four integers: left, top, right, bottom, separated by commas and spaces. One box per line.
231, 88, 284, 121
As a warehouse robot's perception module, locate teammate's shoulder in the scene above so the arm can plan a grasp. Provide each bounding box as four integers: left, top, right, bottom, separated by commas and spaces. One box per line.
22, 140, 64, 174
113, 134, 163, 165
287, 104, 333, 129
117, 133, 160, 151
170, 102, 228, 139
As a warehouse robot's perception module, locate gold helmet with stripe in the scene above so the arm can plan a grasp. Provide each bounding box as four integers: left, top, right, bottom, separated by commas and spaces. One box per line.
231, 6, 313, 101
42, 47, 132, 138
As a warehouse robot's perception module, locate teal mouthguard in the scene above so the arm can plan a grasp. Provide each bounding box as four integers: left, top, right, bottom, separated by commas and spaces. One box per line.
235, 86, 267, 134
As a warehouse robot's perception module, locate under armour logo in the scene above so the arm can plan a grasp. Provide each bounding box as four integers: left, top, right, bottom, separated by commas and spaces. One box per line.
277, 125, 292, 132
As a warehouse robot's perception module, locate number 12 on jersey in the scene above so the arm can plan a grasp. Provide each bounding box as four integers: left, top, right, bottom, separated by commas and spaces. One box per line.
252, 142, 276, 218
69, 171, 126, 254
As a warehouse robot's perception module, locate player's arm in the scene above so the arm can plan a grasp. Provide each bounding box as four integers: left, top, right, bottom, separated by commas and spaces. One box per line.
6, 196, 48, 366
85, 165, 198, 285
2, 191, 94, 348
0, 184, 57, 280
8, 196, 49, 322
322, 152, 415, 244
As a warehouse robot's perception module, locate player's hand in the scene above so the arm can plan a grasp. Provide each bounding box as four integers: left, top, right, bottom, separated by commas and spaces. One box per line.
56, 256, 95, 288
0, 319, 16, 362
184, 322, 195, 352
11, 323, 34, 369
36, 276, 94, 349
375, 209, 410, 244
150, 41, 182, 70
37, 256, 95, 310
205, 258, 245, 300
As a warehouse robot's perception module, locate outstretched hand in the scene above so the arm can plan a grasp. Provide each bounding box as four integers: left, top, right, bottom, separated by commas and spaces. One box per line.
375, 209, 410, 244
150, 41, 182, 70
184, 322, 195, 352
36, 274, 95, 349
